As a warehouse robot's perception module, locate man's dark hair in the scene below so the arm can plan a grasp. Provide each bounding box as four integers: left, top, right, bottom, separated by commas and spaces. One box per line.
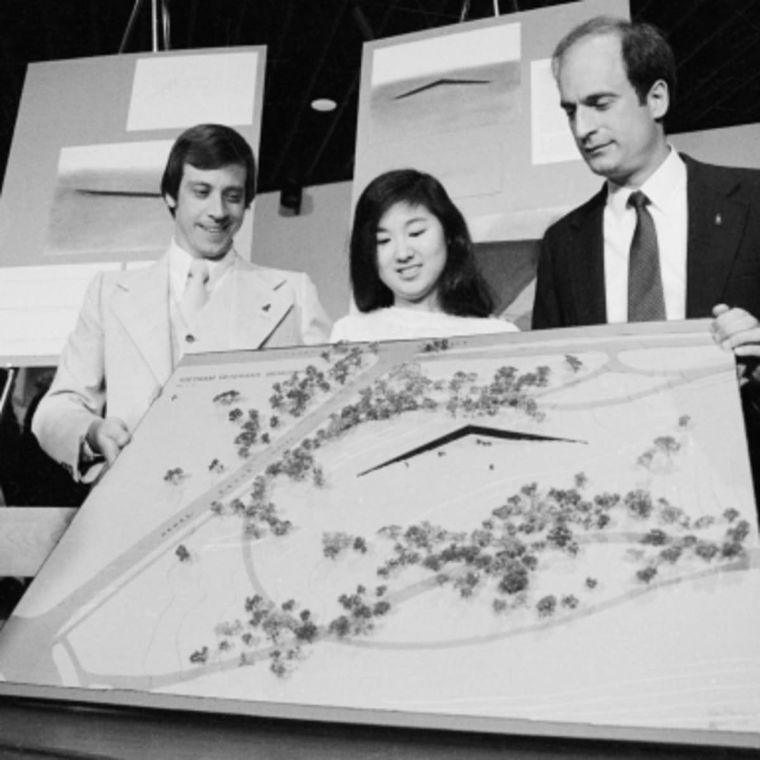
161, 123, 257, 213
552, 16, 676, 109
350, 168, 494, 317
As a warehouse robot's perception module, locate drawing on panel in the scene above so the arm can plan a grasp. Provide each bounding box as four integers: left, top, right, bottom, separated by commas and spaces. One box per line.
44, 141, 172, 259
368, 61, 520, 146
357, 23, 522, 212
0, 325, 758, 744
368, 23, 521, 147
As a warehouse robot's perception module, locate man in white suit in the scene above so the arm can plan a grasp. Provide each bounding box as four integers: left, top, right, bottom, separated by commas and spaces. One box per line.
33, 123, 331, 481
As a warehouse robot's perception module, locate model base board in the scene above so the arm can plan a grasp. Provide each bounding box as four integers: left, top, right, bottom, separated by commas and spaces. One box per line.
1, 321, 758, 748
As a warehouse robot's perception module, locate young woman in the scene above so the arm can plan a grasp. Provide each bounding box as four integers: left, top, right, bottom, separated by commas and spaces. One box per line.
330, 169, 518, 341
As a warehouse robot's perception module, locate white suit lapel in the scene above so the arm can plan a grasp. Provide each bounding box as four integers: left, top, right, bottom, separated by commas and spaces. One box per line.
191, 259, 294, 351
110, 256, 173, 385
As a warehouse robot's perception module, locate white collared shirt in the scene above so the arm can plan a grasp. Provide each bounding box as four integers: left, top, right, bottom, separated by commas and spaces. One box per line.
603, 148, 688, 322
167, 239, 236, 303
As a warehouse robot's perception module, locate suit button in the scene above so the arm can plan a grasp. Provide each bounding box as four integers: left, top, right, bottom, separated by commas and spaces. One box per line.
185, 334, 196, 343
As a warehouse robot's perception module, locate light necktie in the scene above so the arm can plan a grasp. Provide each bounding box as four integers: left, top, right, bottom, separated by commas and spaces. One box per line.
180, 258, 210, 326
627, 190, 666, 322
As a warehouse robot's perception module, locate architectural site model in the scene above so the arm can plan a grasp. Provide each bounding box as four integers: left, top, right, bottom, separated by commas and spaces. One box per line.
0, 322, 758, 747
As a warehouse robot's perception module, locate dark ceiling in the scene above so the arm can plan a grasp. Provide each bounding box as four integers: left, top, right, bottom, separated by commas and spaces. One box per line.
1, 0, 759, 196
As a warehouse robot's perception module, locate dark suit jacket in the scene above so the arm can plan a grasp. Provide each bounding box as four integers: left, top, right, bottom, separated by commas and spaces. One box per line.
532, 154, 760, 329
532, 155, 760, 508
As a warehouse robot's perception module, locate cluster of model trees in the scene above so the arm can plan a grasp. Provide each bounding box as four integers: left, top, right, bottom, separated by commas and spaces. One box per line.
636, 416, 691, 471
211, 344, 372, 459
191, 460, 751, 677
634, 506, 750, 584
327, 584, 391, 638
189, 594, 318, 675
210, 475, 292, 538
189, 585, 394, 676
212, 342, 558, 488
204, 346, 556, 540
370, 467, 751, 620
310, 360, 552, 449
163, 466, 186, 485
373, 503, 587, 618
186, 348, 755, 678
323, 531, 368, 559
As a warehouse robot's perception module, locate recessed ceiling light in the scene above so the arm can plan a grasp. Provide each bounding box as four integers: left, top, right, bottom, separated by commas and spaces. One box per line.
311, 98, 337, 112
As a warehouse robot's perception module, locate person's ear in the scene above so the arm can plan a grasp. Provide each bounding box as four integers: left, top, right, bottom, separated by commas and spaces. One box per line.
647, 79, 669, 121
164, 194, 177, 210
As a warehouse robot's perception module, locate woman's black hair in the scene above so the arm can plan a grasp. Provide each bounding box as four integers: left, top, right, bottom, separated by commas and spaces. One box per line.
350, 169, 494, 316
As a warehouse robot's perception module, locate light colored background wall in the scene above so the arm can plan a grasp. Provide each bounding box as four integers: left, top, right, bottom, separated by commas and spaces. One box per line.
251, 181, 352, 323
671, 124, 760, 169
249, 123, 760, 326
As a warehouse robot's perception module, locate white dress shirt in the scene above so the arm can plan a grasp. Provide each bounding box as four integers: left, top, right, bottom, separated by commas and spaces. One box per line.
603, 148, 688, 322
167, 239, 235, 303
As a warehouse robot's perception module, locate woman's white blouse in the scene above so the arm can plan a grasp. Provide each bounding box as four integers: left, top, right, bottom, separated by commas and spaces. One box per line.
330, 306, 519, 342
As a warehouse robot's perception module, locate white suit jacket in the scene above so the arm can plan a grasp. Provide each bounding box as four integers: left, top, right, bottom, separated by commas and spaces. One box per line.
32, 252, 331, 478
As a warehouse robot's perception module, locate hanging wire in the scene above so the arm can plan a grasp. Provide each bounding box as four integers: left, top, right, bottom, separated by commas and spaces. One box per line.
119, 0, 170, 53
119, 0, 146, 53
150, 0, 159, 51
0, 368, 16, 423
161, 0, 171, 49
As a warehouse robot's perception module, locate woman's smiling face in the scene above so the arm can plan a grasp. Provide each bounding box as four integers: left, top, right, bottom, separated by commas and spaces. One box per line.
375, 202, 448, 311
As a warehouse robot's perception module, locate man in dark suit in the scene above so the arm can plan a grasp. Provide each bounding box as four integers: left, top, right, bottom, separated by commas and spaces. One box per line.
532, 16, 760, 331
534, 155, 760, 329
532, 15, 760, 501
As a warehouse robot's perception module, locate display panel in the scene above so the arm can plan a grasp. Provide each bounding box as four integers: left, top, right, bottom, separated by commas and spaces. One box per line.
353, 0, 629, 243
0, 47, 265, 363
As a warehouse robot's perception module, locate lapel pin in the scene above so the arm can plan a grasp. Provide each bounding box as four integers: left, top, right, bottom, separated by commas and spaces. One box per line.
262, 303, 271, 312
714, 213, 722, 226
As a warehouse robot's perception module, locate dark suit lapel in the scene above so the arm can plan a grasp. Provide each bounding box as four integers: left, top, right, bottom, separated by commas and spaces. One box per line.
685, 156, 748, 317
569, 187, 608, 325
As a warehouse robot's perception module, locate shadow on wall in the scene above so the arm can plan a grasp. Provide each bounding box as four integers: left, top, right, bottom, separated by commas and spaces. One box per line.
474, 239, 539, 331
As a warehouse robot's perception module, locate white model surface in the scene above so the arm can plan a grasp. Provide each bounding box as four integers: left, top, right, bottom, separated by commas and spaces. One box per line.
0, 322, 758, 748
